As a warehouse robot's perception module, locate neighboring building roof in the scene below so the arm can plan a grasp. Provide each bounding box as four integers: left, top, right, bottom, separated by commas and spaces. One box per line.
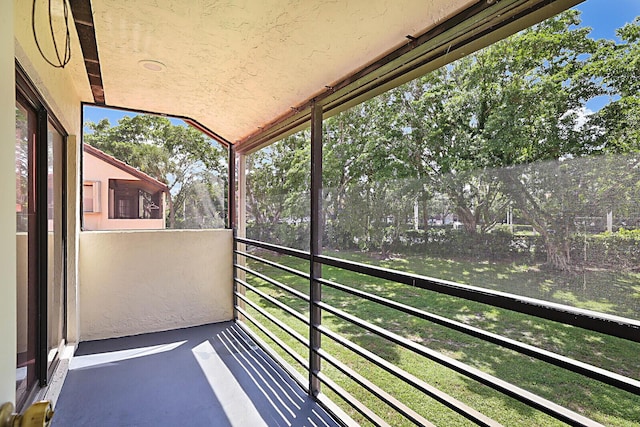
83, 144, 170, 193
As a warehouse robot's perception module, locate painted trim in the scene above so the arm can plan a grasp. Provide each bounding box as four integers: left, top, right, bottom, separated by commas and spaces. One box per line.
83, 145, 169, 193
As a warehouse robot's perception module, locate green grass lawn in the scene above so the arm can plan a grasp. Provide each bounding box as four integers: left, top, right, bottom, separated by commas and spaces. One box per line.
239, 250, 640, 426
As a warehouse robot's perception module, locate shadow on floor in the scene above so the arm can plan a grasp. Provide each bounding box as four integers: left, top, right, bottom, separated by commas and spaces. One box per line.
52, 322, 338, 427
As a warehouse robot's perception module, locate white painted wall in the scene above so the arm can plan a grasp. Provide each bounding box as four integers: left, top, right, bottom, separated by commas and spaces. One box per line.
0, 0, 16, 406
79, 229, 233, 341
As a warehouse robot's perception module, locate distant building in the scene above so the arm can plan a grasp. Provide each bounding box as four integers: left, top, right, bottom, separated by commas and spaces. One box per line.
83, 144, 169, 230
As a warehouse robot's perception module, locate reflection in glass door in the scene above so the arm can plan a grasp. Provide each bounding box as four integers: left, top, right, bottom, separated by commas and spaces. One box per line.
47, 122, 65, 374
15, 98, 37, 407
15, 86, 66, 408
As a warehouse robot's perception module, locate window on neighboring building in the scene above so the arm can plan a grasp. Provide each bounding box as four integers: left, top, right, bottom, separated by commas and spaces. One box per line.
83, 181, 100, 213
108, 179, 163, 220
82, 108, 228, 230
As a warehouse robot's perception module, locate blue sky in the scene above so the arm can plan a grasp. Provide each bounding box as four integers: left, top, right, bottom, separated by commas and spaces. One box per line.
83, 106, 184, 132
576, 0, 640, 40
83, 0, 640, 128
576, 0, 640, 111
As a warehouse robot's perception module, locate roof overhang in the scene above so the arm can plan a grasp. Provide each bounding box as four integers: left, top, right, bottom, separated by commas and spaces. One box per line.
84, 144, 170, 193
67, 0, 580, 153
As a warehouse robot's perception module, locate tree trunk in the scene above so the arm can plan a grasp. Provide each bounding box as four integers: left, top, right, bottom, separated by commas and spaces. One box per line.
499, 171, 572, 271
542, 233, 571, 270
456, 206, 477, 234
167, 193, 175, 228
422, 197, 430, 231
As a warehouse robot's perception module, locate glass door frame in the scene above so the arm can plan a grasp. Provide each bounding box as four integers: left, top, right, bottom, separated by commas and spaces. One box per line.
15, 62, 68, 408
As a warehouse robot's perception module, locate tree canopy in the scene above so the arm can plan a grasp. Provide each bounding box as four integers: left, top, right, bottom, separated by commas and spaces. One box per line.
84, 115, 228, 228
246, 10, 640, 270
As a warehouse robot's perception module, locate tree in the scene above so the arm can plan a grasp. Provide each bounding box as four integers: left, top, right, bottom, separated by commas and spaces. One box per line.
243, 11, 640, 270
84, 115, 227, 228
587, 17, 640, 153
245, 132, 310, 249
388, 10, 603, 269
15, 106, 30, 232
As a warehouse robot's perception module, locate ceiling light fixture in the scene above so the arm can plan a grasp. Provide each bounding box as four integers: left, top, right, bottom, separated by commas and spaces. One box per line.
139, 60, 166, 72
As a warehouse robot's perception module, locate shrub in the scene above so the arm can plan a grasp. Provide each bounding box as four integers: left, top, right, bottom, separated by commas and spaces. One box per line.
392, 228, 544, 262
570, 229, 640, 269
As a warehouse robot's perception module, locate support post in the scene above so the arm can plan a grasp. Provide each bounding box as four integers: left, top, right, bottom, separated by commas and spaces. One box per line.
236, 153, 247, 321
228, 144, 236, 231
228, 144, 238, 321
309, 102, 323, 397
237, 153, 247, 242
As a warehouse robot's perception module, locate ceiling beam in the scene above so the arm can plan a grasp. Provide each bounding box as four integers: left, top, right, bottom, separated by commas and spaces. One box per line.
69, 0, 105, 104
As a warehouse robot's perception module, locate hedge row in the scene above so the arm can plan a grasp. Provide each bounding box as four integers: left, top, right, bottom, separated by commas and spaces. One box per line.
247, 223, 640, 268
570, 229, 640, 269
389, 229, 545, 261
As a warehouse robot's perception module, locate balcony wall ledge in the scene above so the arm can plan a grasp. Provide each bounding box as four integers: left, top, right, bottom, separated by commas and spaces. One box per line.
79, 228, 233, 341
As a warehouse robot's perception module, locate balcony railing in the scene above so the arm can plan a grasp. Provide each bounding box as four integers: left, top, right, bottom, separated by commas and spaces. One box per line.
233, 236, 640, 427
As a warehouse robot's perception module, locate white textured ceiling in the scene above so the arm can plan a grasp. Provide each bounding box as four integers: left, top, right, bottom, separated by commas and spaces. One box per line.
89, 0, 475, 144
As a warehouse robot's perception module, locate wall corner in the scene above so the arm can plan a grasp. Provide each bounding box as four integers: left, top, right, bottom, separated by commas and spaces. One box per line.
66, 135, 81, 343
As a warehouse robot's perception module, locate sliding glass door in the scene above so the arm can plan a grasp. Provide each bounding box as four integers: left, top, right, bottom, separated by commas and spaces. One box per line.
15, 70, 67, 408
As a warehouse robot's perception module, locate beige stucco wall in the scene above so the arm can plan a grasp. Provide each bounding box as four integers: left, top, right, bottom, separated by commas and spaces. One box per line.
79, 229, 233, 341
1, 0, 16, 405
83, 152, 165, 230
67, 135, 81, 343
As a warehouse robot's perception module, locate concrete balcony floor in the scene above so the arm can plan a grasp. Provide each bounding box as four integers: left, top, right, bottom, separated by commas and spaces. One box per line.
52, 322, 338, 427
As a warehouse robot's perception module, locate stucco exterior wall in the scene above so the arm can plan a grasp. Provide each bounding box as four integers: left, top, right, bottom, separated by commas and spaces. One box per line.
79, 229, 233, 341
67, 136, 81, 344
83, 152, 166, 230
1, 0, 16, 405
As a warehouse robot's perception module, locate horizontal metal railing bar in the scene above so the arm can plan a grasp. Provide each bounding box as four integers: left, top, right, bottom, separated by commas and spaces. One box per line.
235, 250, 311, 280
316, 371, 390, 427
318, 277, 640, 395
315, 393, 360, 427
235, 238, 639, 342
235, 320, 309, 394
235, 262, 310, 302
237, 320, 361, 426
234, 239, 626, 425
235, 277, 310, 326
317, 348, 438, 427
317, 254, 640, 343
235, 306, 310, 372
235, 237, 311, 261
318, 325, 500, 427
235, 290, 310, 347
318, 301, 604, 427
